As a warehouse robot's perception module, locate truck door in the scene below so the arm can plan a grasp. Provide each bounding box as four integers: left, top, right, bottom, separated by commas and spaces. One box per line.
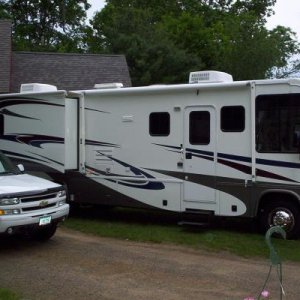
183, 106, 216, 207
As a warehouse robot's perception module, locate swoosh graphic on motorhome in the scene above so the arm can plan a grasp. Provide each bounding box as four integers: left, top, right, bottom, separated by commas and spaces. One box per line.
85, 107, 110, 114
217, 158, 296, 182
153, 143, 181, 152
2, 133, 120, 150
0, 98, 63, 109
1, 149, 50, 164
0, 134, 64, 148
153, 143, 214, 158
86, 153, 165, 190
85, 140, 120, 148
0, 108, 39, 120
154, 144, 297, 182
29, 152, 64, 166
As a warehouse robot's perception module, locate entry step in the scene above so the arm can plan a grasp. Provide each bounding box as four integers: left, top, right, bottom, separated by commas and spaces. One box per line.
178, 221, 210, 227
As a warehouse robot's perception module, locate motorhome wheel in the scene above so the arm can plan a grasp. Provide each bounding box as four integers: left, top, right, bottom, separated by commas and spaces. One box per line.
260, 200, 300, 239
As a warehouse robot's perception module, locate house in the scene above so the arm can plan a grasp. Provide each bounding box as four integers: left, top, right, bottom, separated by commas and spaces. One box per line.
0, 20, 131, 93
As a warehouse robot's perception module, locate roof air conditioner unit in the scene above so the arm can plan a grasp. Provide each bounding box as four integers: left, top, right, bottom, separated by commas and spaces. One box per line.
94, 83, 123, 89
20, 83, 57, 93
189, 71, 233, 84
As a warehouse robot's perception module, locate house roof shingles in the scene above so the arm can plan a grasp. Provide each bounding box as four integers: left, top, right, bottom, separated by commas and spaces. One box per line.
11, 51, 132, 92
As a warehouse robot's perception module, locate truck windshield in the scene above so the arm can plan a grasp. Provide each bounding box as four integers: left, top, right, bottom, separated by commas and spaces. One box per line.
0, 152, 21, 175
256, 93, 300, 153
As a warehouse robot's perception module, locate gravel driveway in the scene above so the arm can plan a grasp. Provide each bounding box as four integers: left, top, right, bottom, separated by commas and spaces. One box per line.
1, 227, 300, 300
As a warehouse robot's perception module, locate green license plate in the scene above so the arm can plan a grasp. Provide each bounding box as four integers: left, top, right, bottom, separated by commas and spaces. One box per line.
39, 216, 52, 226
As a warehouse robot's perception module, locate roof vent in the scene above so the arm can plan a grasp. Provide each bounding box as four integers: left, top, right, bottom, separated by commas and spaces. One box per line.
20, 83, 57, 93
94, 83, 123, 89
189, 71, 233, 84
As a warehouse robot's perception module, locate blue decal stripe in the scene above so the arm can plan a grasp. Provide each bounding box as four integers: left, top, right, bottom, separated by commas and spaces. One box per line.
218, 153, 251, 163
186, 148, 214, 157
256, 158, 300, 169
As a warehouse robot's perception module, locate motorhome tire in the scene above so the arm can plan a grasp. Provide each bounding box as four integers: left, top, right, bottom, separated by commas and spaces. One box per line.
260, 200, 300, 239
32, 224, 58, 242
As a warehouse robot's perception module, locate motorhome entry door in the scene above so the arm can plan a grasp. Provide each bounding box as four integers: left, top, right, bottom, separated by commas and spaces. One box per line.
183, 106, 216, 206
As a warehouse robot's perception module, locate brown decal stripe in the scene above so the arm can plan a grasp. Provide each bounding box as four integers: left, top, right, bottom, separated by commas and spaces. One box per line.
256, 168, 297, 182
217, 158, 251, 175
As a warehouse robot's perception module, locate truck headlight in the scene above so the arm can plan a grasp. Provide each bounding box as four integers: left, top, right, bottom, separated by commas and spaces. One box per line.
0, 198, 20, 205
0, 209, 21, 215
57, 190, 66, 198
58, 199, 66, 206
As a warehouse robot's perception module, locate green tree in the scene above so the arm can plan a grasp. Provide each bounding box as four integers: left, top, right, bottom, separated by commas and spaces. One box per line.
0, 0, 10, 18
87, 0, 299, 84
88, 3, 202, 85
160, 1, 299, 80
2, 0, 90, 52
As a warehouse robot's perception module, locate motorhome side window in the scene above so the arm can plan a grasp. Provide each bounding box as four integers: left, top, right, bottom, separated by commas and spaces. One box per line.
149, 112, 170, 136
221, 106, 245, 132
189, 111, 210, 145
256, 93, 300, 153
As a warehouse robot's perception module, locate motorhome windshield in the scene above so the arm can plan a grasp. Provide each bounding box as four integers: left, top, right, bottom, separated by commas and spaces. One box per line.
0, 152, 20, 175
256, 93, 300, 153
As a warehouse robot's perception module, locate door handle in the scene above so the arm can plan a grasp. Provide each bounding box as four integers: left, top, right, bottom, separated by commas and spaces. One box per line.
185, 152, 192, 159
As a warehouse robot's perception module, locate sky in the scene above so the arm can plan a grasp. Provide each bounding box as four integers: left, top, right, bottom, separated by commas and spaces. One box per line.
87, 0, 300, 41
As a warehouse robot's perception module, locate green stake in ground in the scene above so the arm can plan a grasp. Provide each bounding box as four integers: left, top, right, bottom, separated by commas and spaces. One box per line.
258, 226, 286, 300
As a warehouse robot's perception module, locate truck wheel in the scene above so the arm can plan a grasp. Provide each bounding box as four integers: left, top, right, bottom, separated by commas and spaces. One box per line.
260, 201, 300, 239
32, 224, 57, 242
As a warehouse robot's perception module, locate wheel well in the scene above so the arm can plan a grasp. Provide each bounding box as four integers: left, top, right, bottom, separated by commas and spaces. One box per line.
258, 192, 300, 214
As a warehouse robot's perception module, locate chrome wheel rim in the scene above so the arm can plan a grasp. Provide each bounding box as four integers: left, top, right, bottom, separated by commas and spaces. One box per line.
269, 207, 295, 233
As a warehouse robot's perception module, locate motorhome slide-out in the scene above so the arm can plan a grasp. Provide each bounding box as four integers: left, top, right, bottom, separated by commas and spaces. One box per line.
1, 71, 300, 238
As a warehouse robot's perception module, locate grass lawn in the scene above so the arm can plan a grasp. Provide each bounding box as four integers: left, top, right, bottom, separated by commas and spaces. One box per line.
63, 207, 300, 262
0, 288, 20, 300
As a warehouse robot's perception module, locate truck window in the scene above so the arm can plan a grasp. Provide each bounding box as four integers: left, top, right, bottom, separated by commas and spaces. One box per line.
256, 93, 300, 153
221, 106, 245, 132
189, 111, 210, 145
149, 112, 170, 136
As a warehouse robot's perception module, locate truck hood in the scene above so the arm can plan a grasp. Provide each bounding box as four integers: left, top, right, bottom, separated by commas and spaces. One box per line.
0, 174, 60, 194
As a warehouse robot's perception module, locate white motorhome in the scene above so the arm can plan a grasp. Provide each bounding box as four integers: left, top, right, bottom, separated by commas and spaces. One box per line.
1, 71, 300, 238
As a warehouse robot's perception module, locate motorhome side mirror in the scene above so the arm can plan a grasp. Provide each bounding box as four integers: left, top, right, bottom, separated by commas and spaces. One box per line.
17, 164, 25, 172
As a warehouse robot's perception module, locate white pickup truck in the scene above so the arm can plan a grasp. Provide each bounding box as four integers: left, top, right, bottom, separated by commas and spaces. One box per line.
0, 151, 69, 241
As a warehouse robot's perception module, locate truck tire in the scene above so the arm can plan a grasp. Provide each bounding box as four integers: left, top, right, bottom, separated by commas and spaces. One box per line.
259, 200, 300, 239
32, 224, 58, 242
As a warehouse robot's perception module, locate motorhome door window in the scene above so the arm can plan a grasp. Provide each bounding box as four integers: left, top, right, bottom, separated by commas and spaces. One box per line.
189, 111, 210, 145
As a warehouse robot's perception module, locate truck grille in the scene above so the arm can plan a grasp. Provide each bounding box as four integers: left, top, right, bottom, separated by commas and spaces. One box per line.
22, 203, 57, 212
16, 190, 61, 213
21, 193, 57, 203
